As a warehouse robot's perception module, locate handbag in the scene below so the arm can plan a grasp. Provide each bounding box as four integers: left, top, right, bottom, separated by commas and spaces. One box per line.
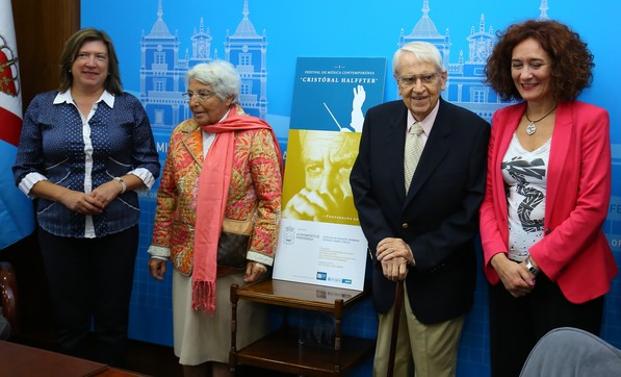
217, 218, 253, 269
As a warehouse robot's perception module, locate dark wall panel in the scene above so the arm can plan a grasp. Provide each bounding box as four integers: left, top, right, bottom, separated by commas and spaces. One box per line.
12, 0, 80, 111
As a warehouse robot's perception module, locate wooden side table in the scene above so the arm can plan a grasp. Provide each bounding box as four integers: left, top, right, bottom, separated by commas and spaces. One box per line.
229, 279, 374, 376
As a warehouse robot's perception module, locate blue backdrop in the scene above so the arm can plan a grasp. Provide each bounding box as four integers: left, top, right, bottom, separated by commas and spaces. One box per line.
81, 1, 621, 376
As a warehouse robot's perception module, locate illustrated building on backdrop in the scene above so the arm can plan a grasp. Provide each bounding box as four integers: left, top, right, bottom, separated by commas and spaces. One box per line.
139, 0, 268, 131
398, 0, 550, 121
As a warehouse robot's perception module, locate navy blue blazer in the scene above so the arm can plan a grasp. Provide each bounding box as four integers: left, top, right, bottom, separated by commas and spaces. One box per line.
350, 98, 489, 324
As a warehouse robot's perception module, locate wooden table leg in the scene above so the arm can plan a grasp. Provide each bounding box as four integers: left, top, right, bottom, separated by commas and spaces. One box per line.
333, 299, 344, 375
229, 284, 239, 375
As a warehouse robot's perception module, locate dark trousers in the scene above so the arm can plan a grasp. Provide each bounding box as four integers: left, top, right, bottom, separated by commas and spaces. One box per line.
489, 274, 604, 377
38, 226, 138, 366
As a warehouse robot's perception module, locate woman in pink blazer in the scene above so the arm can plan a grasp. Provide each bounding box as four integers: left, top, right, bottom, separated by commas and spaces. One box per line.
481, 20, 617, 377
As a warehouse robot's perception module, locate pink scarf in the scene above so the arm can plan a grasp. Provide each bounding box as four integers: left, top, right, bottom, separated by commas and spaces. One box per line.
192, 106, 282, 312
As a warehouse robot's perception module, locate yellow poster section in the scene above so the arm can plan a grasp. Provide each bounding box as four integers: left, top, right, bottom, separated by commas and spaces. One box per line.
282, 129, 361, 226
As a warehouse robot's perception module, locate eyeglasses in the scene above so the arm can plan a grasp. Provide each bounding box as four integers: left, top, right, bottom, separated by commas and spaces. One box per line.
182, 90, 216, 101
396, 72, 441, 86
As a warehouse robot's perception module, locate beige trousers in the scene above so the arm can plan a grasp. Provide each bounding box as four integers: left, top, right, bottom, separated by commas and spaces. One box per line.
373, 286, 465, 377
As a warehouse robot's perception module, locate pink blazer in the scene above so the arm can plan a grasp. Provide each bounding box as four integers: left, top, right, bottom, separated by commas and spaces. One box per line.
480, 100, 617, 304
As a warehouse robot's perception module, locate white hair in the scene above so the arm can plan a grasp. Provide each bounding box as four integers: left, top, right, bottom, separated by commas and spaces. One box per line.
392, 41, 444, 75
187, 60, 240, 102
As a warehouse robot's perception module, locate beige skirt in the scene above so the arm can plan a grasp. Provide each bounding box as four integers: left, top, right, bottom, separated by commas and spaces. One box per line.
172, 270, 269, 366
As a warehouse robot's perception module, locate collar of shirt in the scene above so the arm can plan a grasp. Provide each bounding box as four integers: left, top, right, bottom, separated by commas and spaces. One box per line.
201, 109, 230, 158
406, 99, 440, 136
53, 89, 115, 108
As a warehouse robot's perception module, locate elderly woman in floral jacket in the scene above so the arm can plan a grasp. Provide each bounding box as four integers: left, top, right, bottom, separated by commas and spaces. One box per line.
148, 61, 282, 377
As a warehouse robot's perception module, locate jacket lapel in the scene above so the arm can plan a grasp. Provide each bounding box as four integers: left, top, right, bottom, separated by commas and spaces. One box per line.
495, 103, 524, 174
544, 101, 573, 219
385, 104, 409, 202
492, 103, 524, 233
180, 120, 204, 167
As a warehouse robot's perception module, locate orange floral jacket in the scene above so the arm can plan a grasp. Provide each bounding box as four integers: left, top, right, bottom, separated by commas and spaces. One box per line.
149, 113, 282, 276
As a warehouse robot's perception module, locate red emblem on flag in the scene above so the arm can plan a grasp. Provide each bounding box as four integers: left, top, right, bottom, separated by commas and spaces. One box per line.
0, 34, 19, 97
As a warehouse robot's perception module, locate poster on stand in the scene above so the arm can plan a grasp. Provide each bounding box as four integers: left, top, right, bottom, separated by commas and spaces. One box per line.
273, 57, 386, 291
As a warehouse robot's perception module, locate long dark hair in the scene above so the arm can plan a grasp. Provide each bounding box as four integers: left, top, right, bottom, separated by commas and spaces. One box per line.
58, 28, 123, 95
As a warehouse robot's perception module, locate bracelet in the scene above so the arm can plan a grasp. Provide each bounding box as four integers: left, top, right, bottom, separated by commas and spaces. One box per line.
113, 176, 127, 194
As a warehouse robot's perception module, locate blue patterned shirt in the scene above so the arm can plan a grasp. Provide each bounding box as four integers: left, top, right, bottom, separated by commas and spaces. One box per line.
13, 90, 160, 238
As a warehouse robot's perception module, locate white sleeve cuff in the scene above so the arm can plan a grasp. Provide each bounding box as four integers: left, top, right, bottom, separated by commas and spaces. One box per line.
148, 245, 170, 259
128, 168, 156, 190
19, 172, 48, 198
246, 250, 274, 267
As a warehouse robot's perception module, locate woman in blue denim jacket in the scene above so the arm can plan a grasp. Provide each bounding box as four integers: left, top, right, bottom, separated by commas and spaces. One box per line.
13, 28, 159, 366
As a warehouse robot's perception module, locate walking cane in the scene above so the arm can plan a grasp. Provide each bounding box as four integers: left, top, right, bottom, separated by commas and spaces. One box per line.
386, 279, 404, 377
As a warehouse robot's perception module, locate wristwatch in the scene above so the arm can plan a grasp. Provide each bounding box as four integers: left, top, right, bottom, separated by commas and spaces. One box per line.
525, 256, 539, 276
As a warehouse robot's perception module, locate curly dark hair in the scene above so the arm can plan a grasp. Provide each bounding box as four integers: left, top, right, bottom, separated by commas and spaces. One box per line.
485, 20, 593, 102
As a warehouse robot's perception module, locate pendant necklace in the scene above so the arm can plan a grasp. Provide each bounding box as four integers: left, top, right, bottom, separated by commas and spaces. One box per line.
525, 105, 556, 136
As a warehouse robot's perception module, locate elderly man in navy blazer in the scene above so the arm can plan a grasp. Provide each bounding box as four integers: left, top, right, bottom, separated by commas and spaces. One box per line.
350, 41, 489, 377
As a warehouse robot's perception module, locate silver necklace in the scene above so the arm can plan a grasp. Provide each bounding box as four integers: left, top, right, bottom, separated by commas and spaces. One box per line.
525, 105, 556, 136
